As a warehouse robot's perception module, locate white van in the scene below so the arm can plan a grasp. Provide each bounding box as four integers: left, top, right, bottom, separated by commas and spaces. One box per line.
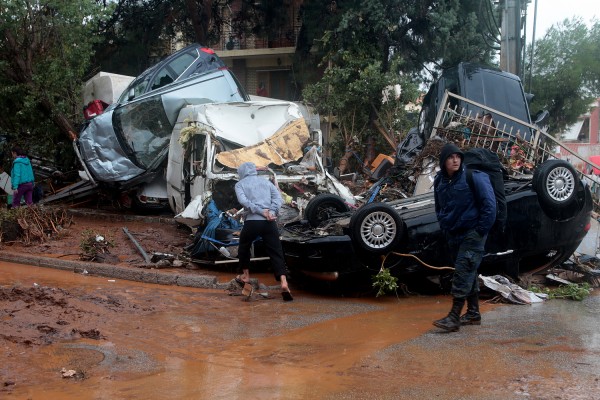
166, 100, 355, 227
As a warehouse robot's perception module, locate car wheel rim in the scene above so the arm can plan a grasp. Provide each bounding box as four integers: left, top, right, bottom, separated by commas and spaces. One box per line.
360, 211, 396, 249
546, 167, 575, 202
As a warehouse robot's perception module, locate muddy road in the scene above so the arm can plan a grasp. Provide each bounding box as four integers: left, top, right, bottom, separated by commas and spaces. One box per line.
1, 261, 600, 400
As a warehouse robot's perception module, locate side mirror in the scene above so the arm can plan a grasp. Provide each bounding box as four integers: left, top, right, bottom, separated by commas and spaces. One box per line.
127, 88, 135, 101
525, 93, 534, 104
533, 110, 550, 130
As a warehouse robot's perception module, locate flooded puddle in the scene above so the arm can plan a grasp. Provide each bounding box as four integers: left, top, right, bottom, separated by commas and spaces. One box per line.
2, 262, 599, 399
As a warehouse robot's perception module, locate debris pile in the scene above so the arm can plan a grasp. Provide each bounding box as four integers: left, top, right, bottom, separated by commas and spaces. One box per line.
483, 254, 599, 304
0, 206, 72, 245
79, 229, 114, 262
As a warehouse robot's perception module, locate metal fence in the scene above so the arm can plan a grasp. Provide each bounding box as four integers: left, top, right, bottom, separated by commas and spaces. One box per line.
432, 91, 600, 198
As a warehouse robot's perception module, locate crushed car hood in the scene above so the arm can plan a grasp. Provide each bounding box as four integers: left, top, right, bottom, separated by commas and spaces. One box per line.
180, 100, 306, 147
168, 100, 355, 224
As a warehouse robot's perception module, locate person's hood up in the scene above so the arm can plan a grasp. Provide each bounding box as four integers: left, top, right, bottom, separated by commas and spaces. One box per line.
237, 162, 257, 179
439, 143, 464, 173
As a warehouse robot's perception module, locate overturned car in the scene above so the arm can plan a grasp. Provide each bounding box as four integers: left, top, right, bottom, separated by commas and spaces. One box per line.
280, 80, 594, 282
281, 158, 592, 282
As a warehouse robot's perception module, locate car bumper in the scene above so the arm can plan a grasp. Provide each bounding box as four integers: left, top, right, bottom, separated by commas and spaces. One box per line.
281, 235, 364, 280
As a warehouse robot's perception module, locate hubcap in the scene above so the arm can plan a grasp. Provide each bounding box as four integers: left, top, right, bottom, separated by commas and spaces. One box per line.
545, 167, 575, 202
360, 211, 396, 249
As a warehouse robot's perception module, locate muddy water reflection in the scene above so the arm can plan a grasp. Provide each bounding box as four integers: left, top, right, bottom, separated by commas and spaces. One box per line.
2, 262, 600, 400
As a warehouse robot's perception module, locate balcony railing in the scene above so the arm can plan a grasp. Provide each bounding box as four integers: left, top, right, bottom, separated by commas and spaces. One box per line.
212, 24, 301, 52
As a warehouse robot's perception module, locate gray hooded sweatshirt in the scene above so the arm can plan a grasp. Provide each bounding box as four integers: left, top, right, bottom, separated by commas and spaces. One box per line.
234, 162, 283, 221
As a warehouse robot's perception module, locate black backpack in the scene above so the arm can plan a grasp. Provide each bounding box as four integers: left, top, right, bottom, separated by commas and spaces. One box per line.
463, 148, 508, 230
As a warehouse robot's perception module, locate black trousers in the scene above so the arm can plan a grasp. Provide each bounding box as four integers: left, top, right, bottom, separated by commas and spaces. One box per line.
238, 220, 287, 280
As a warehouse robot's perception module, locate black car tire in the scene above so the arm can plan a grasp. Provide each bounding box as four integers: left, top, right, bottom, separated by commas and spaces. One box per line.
349, 202, 404, 254
304, 194, 350, 227
533, 159, 578, 208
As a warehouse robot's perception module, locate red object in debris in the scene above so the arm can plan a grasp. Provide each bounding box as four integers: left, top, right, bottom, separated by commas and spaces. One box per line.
200, 47, 216, 55
590, 155, 600, 174
83, 100, 109, 120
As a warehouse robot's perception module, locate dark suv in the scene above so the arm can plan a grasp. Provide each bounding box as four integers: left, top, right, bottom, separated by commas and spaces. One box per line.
420, 63, 533, 140
397, 62, 537, 165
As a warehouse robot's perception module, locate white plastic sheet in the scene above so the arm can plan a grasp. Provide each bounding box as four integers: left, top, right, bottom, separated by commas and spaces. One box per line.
479, 274, 547, 304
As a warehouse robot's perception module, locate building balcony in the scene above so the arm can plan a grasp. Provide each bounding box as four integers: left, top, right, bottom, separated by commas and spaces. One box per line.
212, 25, 300, 59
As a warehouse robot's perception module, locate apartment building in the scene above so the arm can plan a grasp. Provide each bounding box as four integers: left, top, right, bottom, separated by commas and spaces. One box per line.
210, 0, 303, 101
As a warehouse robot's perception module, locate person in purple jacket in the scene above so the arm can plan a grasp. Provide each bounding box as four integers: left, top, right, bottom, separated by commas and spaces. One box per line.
234, 162, 293, 301
432, 143, 496, 331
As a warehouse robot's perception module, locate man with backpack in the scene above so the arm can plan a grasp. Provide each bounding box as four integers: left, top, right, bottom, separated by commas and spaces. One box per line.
433, 142, 496, 332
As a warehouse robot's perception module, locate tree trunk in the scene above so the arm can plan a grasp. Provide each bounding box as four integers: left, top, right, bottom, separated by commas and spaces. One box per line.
186, 0, 212, 44
39, 97, 78, 141
338, 149, 353, 176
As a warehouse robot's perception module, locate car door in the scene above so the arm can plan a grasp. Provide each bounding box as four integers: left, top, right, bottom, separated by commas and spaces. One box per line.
148, 50, 197, 92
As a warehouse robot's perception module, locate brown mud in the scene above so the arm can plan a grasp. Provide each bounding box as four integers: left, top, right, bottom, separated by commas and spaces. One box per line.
0, 211, 191, 267
2, 261, 600, 399
1, 213, 600, 399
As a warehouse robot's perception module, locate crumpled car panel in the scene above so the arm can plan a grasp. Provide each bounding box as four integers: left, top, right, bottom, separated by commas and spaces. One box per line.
78, 109, 145, 182
77, 70, 246, 183
215, 117, 309, 168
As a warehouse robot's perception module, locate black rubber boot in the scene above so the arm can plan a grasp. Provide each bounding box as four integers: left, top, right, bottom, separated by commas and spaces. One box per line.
433, 297, 465, 332
460, 293, 481, 325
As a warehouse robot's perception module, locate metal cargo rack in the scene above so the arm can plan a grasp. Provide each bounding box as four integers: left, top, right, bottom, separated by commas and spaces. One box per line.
432, 91, 600, 198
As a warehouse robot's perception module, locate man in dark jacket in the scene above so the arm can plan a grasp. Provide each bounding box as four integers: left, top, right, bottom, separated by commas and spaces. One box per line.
433, 143, 496, 331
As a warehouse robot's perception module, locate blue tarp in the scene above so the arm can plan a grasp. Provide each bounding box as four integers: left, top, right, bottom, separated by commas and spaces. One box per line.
190, 200, 242, 256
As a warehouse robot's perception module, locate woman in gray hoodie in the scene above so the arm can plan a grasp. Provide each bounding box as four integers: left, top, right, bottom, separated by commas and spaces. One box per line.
234, 162, 292, 301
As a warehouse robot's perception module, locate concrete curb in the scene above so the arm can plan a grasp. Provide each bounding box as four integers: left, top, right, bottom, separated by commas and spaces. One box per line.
63, 208, 179, 225
1, 208, 234, 290
0, 251, 229, 290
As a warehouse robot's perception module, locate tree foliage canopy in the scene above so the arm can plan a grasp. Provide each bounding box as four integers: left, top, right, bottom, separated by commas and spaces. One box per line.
0, 0, 108, 167
527, 18, 600, 134
300, 0, 498, 161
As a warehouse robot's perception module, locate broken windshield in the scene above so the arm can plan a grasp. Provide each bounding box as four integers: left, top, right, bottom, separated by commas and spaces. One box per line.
114, 96, 172, 169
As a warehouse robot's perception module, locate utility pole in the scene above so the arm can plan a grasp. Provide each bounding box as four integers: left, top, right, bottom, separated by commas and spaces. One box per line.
500, 0, 520, 75
500, 0, 528, 76
527, 0, 538, 92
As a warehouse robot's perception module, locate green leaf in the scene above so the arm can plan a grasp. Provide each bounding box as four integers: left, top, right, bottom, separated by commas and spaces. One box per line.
372, 267, 398, 297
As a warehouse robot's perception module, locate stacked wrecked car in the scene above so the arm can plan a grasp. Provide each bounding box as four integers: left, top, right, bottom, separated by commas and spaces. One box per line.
66, 47, 595, 285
